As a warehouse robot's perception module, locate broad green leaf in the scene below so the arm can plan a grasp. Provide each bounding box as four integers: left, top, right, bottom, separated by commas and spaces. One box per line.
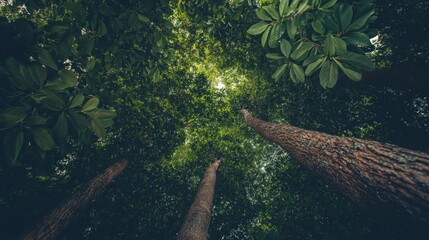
323, 34, 336, 56
312, 20, 325, 34
279, 0, 290, 16
24, 115, 47, 125
99, 118, 114, 128
336, 52, 374, 71
86, 58, 96, 72
291, 64, 305, 83
296, 0, 310, 14
266, 53, 285, 60
5, 58, 32, 90
98, 20, 108, 36
291, 42, 313, 60
78, 36, 94, 55
153, 68, 161, 82
68, 111, 89, 130
38, 90, 66, 111
2, 130, 23, 165
256, 8, 272, 21
0, 107, 27, 130
91, 118, 106, 138
91, 109, 117, 119
58, 69, 77, 87
138, 14, 149, 22
280, 39, 292, 57
268, 23, 285, 48
322, 16, 339, 33
38, 49, 58, 70
337, 4, 353, 30
343, 32, 371, 46
334, 37, 347, 55
32, 127, 55, 151
305, 57, 325, 76
333, 58, 362, 81
247, 21, 269, 35
98, 4, 116, 16
319, 60, 338, 89
265, 4, 280, 20
286, 19, 297, 39
347, 9, 374, 32
321, 0, 337, 9
28, 63, 47, 87
82, 97, 99, 112
261, 26, 271, 47
303, 54, 324, 66
69, 93, 85, 108
272, 64, 288, 80
54, 112, 68, 139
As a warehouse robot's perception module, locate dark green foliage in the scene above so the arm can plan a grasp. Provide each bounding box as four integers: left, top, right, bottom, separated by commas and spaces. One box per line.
1, 0, 429, 240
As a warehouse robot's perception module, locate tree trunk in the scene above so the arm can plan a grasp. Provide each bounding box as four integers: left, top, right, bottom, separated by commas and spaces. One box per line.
21, 159, 129, 240
178, 160, 221, 240
242, 109, 429, 219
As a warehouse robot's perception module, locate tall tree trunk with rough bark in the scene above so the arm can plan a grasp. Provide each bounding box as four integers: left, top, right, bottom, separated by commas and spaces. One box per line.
21, 159, 129, 240
242, 109, 429, 219
178, 160, 221, 240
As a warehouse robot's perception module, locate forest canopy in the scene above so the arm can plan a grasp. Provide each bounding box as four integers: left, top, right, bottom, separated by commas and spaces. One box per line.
1, 0, 429, 239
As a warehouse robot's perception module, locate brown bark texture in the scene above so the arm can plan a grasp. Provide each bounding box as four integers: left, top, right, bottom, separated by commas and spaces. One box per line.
21, 159, 129, 240
177, 160, 221, 240
242, 109, 429, 219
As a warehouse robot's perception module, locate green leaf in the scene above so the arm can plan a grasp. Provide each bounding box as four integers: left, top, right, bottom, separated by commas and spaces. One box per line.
286, 19, 297, 39
319, 60, 338, 89
312, 20, 325, 34
268, 23, 285, 48
261, 26, 271, 47
98, 4, 116, 16
247, 21, 269, 35
333, 58, 362, 81
37, 90, 66, 111
5, 58, 33, 90
58, 69, 77, 87
280, 39, 292, 57
323, 34, 336, 56
272, 64, 288, 80
99, 118, 114, 128
78, 36, 94, 55
69, 93, 85, 108
265, 4, 280, 20
334, 37, 347, 55
347, 9, 375, 32
91, 118, 106, 138
279, 0, 290, 16
303, 54, 324, 66
291, 42, 313, 60
343, 32, 371, 46
321, 0, 337, 9
256, 8, 272, 21
305, 57, 325, 76
86, 58, 96, 72
0, 107, 28, 129
322, 16, 339, 33
54, 112, 68, 139
2, 130, 23, 165
67, 111, 89, 131
82, 97, 99, 112
32, 127, 55, 151
296, 0, 310, 14
38, 49, 58, 70
291, 64, 305, 83
28, 63, 47, 87
138, 14, 149, 22
337, 4, 353, 30
266, 53, 284, 60
24, 115, 47, 126
90, 109, 117, 119
336, 52, 374, 71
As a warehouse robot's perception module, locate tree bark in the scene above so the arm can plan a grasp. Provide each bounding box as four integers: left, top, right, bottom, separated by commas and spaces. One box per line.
21, 159, 129, 240
178, 160, 221, 240
242, 109, 429, 219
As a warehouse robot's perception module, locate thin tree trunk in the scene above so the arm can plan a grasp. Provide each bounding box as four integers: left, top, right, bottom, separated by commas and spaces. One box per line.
242, 109, 429, 219
21, 159, 129, 240
178, 160, 221, 240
